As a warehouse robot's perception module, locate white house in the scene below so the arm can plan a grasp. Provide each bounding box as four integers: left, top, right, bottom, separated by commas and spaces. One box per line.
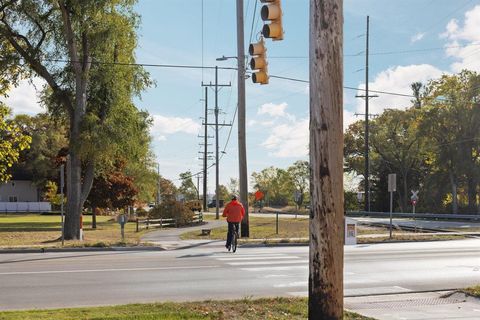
0, 180, 40, 202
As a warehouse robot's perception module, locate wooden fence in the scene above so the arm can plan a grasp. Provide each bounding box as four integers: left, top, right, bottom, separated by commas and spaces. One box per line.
136, 211, 203, 232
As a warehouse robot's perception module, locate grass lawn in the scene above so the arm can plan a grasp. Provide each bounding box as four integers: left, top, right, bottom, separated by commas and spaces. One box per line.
0, 298, 373, 320
463, 285, 480, 298
0, 214, 149, 248
181, 216, 310, 240
184, 215, 468, 245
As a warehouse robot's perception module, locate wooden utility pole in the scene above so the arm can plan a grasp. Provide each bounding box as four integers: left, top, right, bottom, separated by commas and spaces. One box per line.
364, 16, 370, 212
309, 0, 344, 319
202, 66, 231, 219
236, 0, 249, 237
203, 87, 209, 210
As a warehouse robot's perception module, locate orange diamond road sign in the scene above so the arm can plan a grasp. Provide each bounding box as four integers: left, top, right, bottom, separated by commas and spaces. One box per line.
255, 191, 264, 201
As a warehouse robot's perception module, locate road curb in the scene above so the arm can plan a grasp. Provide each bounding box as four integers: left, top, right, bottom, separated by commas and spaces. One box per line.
0, 246, 165, 254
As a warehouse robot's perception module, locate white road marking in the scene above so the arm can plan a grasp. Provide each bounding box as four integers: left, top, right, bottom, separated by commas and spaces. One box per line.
217, 256, 298, 261
274, 281, 308, 288
0, 265, 220, 276
241, 265, 306, 272
228, 259, 308, 266
213, 254, 287, 259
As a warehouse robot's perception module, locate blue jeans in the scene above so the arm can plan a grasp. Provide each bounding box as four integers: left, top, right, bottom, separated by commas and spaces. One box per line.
226, 222, 239, 247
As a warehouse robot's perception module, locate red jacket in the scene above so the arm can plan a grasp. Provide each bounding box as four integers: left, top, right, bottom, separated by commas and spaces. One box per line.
222, 200, 245, 223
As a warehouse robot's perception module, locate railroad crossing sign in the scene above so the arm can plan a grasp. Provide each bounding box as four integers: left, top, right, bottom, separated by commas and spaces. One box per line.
411, 190, 419, 207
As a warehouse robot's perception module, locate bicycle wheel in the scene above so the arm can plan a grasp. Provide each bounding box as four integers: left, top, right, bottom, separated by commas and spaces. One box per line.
232, 231, 238, 253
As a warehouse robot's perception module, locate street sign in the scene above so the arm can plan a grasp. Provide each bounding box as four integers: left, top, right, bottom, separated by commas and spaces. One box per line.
294, 190, 301, 203
255, 190, 264, 201
388, 174, 396, 192
411, 190, 419, 201
118, 214, 127, 226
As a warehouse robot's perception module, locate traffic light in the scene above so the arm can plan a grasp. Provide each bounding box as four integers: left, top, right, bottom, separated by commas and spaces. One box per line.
260, 0, 283, 41
249, 38, 269, 85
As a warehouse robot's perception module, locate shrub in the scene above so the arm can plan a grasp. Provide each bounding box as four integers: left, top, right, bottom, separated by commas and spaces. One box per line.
135, 207, 149, 217
149, 200, 194, 226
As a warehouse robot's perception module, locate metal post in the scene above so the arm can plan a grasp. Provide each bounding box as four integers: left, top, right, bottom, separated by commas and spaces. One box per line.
203, 87, 208, 211
156, 163, 161, 206
364, 15, 370, 212
389, 191, 393, 239
236, 0, 249, 237
60, 164, 65, 246
215, 66, 220, 220
276, 212, 279, 235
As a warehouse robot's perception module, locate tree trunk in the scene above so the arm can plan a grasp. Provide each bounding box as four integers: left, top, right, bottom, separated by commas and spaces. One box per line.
64, 149, 82, 239
92, 206, 97, 229
309, 0, 344, 319
449, 171, 458, 214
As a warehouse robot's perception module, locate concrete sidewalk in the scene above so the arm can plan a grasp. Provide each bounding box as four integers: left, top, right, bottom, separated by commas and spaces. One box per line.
346, 291, 480, 320
140, 219, 225, 250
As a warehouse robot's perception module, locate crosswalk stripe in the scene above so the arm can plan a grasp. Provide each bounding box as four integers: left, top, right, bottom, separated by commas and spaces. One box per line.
213, 253, 287, 258
217, 256, 298, 261
274, 281, 307, 288
228, 259, 308, 266
240, 265, 306, 272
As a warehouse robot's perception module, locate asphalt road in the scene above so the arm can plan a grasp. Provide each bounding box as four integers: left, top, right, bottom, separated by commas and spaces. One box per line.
1, 239, 480, 311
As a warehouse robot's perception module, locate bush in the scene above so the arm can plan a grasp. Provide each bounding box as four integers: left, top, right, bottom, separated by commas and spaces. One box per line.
135, 207, 149, 217
149, 200, 194, 226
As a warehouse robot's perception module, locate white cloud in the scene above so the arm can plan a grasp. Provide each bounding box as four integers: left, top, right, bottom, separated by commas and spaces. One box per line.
2, 78, 45, 114
258, 102, 288, 117
410, 32, 425, 43
262, 118, 309, 158
344, 109, 357, 131
151, 114, 201, 137
356, 64, 444, 115
442, 5, 480, 72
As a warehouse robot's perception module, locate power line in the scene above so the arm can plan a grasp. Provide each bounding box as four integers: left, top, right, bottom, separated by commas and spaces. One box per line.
46, 58, 417, 98
267, 43, 480, 59
45, 59, 238, 70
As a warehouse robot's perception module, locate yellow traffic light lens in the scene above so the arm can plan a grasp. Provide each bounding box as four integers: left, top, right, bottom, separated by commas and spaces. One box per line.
262, 23, 283, 39
249, 42, 265, 56
261, 4, 281, 21
250, 57, 266, 70
252, 71, 268, 84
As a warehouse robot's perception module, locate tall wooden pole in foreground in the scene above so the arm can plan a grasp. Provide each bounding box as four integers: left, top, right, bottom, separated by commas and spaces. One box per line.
309, 0, 344, 319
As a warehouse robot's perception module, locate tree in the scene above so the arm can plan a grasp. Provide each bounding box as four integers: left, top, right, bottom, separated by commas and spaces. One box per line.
0, 103, 32, 182
287, 160, 310, 207
86, 162, 138, 229
227, 177, 239, 196
0, 1, 150, 239
251, 166, 292, 206
370, 109, 425, 212
419, 71, 480, 213
13, 113, 68, 189
178, 171, 198, 201
309, 0, 344, 318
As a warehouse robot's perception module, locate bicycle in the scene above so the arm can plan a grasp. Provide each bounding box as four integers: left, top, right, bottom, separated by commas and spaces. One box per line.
227, 223, 239, 253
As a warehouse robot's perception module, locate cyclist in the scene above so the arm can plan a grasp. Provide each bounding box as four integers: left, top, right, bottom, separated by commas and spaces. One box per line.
222, 195, 245, 251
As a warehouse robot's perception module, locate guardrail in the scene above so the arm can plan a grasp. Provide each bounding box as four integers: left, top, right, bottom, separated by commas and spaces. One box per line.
347, 211, 480, 221
136, 211, 204, 232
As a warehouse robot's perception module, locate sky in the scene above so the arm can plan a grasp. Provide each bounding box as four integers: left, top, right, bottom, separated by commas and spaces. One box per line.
3, 0, 480, 193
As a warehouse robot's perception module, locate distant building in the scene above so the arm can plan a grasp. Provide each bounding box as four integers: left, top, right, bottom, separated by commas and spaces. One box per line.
0, 180, 40, 202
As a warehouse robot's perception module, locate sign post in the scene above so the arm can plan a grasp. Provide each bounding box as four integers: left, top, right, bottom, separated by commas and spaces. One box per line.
118, 214, 127, 241
60, 164, 65, 246
388, 174, 396, 239
294, 190, 301, 219
411, 190, 419, 231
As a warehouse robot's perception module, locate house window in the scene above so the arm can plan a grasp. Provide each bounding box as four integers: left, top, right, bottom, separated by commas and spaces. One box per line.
9, 196, 17, 202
